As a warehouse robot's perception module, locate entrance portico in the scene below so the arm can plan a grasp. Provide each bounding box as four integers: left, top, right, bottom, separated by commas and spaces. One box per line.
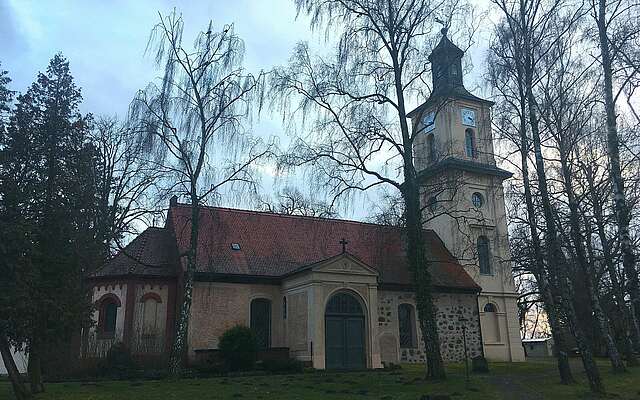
281, 252, 382, 369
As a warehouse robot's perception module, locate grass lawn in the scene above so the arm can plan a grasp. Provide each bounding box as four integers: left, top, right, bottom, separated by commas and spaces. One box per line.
1, 359, 639, 400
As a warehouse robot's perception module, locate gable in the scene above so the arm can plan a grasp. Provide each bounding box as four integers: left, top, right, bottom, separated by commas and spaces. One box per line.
312, 254, 379, 277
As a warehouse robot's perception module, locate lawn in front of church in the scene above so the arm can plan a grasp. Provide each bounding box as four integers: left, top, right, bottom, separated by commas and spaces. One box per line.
2, 359, 640, 400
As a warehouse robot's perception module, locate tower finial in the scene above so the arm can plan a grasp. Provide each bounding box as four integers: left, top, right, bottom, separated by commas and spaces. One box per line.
435, 17, 448, 36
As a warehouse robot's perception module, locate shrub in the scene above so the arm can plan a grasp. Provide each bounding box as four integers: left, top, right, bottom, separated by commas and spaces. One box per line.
471, 355, 489, 373
218, 325, 258, 371
97, 342, 137, 379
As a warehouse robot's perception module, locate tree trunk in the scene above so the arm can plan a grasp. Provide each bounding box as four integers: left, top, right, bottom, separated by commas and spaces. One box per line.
584, 161, 640, 362
27, 345, 44, 394
515, 72, 574, 384
596, 0, 640, 342
391, 45, 445, 380
557, 149, 626, 372
517, 0, 604, 384
403, 178, 446, 379
168, 195, 200, 376
1, 336, 31, 400
520, 163, 574, 384
524, 74, 604, 392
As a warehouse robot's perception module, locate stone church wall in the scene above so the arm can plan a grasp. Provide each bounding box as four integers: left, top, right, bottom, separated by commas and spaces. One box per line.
377, 290, 482, 364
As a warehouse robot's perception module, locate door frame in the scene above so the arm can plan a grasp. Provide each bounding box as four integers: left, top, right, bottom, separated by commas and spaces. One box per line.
323, 290, 368, 369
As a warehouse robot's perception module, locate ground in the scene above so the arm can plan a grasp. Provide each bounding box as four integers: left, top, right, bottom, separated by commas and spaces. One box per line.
1, 359, 639, 400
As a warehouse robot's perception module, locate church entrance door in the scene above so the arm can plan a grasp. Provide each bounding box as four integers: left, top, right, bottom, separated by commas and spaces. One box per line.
325, 292, 366, 369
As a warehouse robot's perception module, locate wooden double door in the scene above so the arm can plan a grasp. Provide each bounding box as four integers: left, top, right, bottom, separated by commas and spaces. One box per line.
324, 293, 366, 369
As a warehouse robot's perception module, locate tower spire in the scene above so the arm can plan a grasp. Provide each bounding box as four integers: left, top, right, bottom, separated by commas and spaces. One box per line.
428, 29, 464, 95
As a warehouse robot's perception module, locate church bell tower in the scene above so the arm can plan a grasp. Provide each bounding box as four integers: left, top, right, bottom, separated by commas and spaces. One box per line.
407, 29, 525, 362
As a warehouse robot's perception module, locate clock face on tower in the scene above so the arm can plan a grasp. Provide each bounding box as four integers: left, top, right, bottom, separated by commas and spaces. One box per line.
461, 108, 476, 127
423, 111, 435, 132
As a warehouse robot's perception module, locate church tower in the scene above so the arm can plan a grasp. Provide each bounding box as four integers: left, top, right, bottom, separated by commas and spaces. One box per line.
408, 30, 525, 362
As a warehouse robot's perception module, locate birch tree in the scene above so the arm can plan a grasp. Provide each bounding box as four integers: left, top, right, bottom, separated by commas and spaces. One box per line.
130, 11, 271, 376
590, 0, 640, 347
489, 15, 577, 386
271, 0, 477, 379
489, 0, 610, 391
536, 34, 628, 371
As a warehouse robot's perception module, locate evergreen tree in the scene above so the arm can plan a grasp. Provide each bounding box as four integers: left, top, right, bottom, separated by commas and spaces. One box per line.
0, 54, 94, 393
0, 62, 34, 400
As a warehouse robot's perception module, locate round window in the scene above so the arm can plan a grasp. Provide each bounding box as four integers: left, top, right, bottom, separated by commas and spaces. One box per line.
472, 192, 483, 208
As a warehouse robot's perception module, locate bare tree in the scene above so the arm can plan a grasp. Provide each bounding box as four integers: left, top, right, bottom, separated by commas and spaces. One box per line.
576, 140, 640, 357
258, 186, 337, 217
271, 0, 477, 379
130, 11, 272, 375
489, 13, 577, 386
90, 116, 165, 263
590, 0, 640, 347
536, 34, 628, 371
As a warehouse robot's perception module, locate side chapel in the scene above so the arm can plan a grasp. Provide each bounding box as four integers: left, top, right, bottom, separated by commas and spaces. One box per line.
84, 30, 525, 369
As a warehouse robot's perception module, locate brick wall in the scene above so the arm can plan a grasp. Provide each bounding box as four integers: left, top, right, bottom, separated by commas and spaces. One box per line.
187, 282, 283, 362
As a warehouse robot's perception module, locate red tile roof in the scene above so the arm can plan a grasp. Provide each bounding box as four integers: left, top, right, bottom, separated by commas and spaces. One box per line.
167, 204, 480, 291
91, 227, 178, 278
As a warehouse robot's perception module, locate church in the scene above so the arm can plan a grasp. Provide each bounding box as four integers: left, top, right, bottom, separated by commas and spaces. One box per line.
83, 32, 525, 370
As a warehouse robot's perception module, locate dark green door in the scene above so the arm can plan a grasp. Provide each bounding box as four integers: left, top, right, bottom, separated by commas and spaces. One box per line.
325, 293, 366, 369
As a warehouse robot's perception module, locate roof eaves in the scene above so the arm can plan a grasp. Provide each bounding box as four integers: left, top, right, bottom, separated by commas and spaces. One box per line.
417, 158, 513, 181
407, 91, 494, 119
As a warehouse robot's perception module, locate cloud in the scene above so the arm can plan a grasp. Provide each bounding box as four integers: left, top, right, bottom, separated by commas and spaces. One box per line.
0, 0, 30, 57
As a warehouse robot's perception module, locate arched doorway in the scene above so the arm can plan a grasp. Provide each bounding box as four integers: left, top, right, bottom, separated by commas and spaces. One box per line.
250, 299, 271, 349
325, 292, 366, 369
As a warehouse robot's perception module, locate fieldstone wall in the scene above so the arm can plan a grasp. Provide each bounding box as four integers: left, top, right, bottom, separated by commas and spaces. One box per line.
436, 293, 482, 362
377, 291, 482, 364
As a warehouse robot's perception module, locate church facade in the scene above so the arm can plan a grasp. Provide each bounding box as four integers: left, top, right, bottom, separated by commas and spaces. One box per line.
83, 32, 525, 369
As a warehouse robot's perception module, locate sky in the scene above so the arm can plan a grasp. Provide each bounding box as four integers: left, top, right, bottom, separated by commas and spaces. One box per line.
0, 0, 493, 220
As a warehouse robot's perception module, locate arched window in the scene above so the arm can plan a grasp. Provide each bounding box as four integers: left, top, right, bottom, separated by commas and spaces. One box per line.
427, 133, 436, 163
465, 129, 476, 158
472, 192, 484, 208
483, 302, 501, 342
140, 293, 162, 334
477, 235, 491, 275
398, 304, 416, 348
251, 299, 271, 350
283, 296, 287, 320
484, 303, 497, 313
97, 294, 121, 337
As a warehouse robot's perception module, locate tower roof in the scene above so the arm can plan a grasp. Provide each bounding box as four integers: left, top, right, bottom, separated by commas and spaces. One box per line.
407, 29, 493, 119
428, 28, 464, 61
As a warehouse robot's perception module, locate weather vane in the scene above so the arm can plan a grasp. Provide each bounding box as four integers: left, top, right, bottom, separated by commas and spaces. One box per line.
435, 17, 449, 36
